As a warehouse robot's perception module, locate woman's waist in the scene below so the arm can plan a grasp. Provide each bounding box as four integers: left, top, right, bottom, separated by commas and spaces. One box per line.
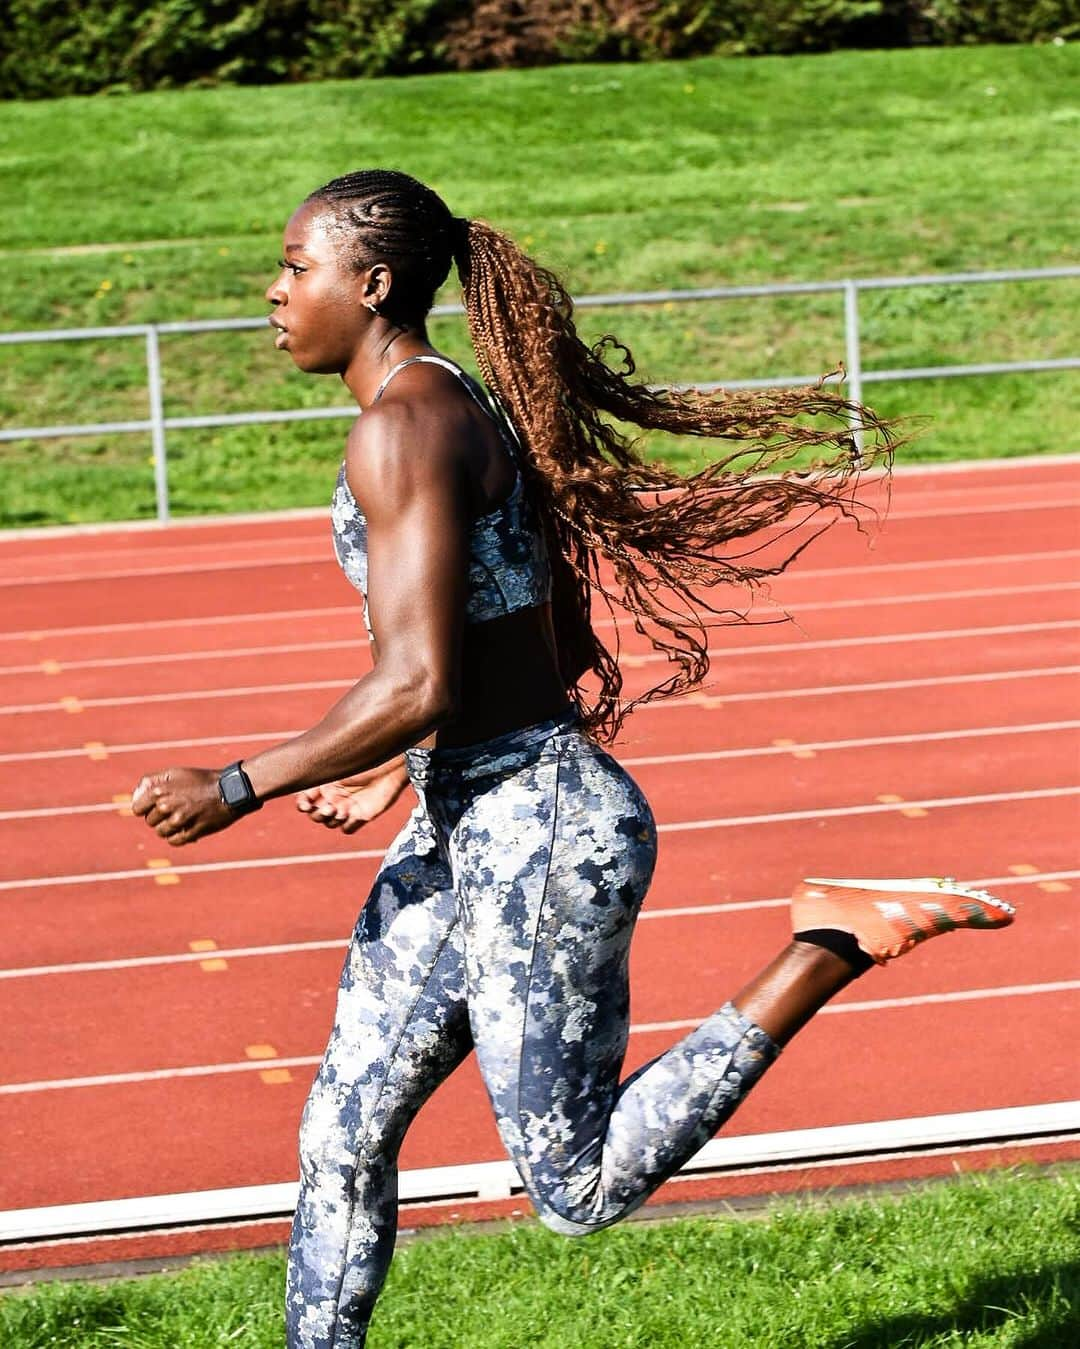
406, 708, 581, 788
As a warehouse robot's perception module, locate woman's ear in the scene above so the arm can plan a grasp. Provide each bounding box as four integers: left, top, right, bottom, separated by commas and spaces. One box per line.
362, 263, 393, 315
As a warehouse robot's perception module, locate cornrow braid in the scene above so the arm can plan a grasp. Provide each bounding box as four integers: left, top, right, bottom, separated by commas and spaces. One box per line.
309, 171, 897, 743
309, 170, 460, 317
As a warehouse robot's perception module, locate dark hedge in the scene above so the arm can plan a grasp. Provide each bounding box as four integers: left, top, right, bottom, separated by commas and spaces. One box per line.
1, 1, 1075, 98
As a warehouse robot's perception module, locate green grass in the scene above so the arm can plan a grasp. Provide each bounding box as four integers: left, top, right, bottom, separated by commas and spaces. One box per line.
2, 1169, 1077, 1347
1, 43, 1077, 525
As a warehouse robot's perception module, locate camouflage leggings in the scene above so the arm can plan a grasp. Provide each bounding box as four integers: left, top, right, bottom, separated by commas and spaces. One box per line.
286, 715, 780, 1348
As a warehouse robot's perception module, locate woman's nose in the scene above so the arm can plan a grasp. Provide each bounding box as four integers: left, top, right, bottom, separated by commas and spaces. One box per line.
266, 276, 286, 305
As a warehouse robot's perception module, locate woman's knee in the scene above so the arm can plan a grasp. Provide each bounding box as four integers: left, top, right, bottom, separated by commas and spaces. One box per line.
297, 1078, 356, 1186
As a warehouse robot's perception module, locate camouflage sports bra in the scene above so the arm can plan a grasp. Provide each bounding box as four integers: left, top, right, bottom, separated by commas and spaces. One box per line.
330, 355, 551, 634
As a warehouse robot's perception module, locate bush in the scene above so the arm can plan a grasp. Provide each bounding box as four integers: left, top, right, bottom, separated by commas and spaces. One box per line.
0, 0, 1074, 97
0, 0, 312, 97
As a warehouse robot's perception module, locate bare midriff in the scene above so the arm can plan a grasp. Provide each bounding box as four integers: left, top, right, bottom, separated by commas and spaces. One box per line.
417, 603, 572, 749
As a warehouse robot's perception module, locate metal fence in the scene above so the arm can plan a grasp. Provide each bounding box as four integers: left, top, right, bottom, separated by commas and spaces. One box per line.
2, 265, 1078, 524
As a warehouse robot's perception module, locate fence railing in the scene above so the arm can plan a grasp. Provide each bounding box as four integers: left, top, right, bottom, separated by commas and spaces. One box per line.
2, 265, 1078, 524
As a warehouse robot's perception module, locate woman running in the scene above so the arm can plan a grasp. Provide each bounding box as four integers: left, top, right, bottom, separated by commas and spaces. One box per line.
132, 169, 1014, 1348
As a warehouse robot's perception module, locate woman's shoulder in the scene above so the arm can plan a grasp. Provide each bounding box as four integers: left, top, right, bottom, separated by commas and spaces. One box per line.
343, 398, 470, 520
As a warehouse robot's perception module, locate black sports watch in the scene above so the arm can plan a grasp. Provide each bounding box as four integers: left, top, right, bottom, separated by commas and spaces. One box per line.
218, 761, 263, 816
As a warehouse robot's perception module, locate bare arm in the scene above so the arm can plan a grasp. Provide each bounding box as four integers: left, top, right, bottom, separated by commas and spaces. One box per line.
132, 400, 471, 843
241, 404, 471, 797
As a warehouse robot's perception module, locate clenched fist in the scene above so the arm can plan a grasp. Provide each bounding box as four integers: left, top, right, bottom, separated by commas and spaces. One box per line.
131, 766, 235, 846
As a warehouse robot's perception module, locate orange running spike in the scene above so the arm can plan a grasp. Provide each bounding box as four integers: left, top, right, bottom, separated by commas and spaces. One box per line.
792, 877, 1016, 966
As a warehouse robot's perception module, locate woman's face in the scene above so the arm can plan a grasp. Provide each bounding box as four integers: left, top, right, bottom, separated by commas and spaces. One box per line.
266, 201, 371, 375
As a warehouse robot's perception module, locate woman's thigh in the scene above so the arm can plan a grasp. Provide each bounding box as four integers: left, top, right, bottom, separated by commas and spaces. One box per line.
300, 811, 474, 1173
447, 735, 657, 1170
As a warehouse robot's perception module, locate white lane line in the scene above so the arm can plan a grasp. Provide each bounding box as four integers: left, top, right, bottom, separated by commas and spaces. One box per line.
658, 785, 1080, 833
0, 677, 352, 716
0, 729, 298, 766
880, 498, 1080, 522
0, 636, 369, 677
2, 539, 1074, 600
621, 720, 1080, 767
0, 802, 122, 821
3, 617, 1074, 679
771, 579, 1080, 615
3, 980, 1076, 1097
0, 550, 1073, 650
1, 871, 1073, 983
0, 849, 383, 892
644, 665, 1080, 711
1, 531, 328, 571
2, 790, 1077, 894
2, 605, 351, 644
622, 619, 1080, 670
755, 547, 1080, 583
6, 720, 1077, 822
632, 981, 1080, 1036
0, 940, 352, 981
5, 709, 1074, 767
4, 659, 1078, 719
3, 563, 1080, 648
0, 1056, 325, 1095
5, 498, 1078, 587
0, 550, 336, 589
5, 1093, 1078, 1241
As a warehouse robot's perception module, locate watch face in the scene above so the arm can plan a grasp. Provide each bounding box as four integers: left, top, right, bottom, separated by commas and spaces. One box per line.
220, 768, 250, 809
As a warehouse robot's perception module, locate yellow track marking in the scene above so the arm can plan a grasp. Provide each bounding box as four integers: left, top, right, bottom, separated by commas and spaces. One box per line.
686, 692, 726, 709
1009, 863, 1039, 875
146, 858, 179, 886
1039, 880, 1071, 892
772, 737, 816, 759
112, 792, 133, 817
40, 660, 62, 675
84, 742, 108, 761
246, 1044, 292, 1083
60, 696, 83, 714
189, 938, 226, 971
875, 793, 929, 819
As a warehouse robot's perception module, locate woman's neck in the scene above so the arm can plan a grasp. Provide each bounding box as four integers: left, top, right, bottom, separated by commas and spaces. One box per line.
343, 324, 435, 407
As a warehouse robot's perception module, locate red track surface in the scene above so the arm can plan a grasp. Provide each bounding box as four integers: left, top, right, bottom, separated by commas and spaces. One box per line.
1, 458, 1078, 1272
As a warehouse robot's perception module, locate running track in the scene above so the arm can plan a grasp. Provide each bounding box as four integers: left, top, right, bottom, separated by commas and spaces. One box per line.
1, 457, 1078, 1275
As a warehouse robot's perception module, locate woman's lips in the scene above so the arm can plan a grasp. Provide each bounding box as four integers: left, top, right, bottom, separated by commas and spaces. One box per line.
269, 316, 288, 347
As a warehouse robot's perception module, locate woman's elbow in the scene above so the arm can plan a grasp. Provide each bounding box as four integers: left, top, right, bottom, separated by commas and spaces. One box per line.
400, 665, 460, 731
419, 677, 459, 729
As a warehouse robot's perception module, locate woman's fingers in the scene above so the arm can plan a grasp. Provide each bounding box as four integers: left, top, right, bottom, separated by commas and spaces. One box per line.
297, 785, 352, 827
131, 773, 165, 817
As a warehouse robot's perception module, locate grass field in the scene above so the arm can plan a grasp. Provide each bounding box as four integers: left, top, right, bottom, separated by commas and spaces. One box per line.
1, 43, 1077, 526
2, 1169, 1077, 1347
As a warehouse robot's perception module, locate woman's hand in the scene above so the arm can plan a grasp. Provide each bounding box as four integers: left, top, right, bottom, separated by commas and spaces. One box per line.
297, 759, 411, 834
131, 767, 235, 847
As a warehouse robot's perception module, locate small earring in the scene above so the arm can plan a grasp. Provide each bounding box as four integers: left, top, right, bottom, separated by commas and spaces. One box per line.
365, 302, 379, 315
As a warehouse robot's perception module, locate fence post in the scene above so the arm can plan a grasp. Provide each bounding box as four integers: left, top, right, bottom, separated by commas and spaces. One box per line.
843, 279, 864, 461
145, 326, 170, 523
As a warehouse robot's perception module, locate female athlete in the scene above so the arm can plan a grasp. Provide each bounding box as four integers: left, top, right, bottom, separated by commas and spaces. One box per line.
132, 169, 1013, 1348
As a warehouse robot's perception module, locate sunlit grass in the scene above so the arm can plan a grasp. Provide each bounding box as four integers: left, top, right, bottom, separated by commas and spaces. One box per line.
1, 43, 1076, 525
2, 1169, 1077, 1347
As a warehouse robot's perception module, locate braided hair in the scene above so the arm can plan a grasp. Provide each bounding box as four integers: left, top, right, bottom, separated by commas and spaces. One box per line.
308, 169, 896, 742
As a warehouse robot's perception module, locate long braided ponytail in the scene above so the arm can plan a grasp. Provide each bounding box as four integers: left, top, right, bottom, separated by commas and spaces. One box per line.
310, 171, 896, 742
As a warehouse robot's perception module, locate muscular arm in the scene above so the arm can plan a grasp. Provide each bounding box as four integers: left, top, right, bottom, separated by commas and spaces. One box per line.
132, 398, 472, 842
242, 402, 471, 799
